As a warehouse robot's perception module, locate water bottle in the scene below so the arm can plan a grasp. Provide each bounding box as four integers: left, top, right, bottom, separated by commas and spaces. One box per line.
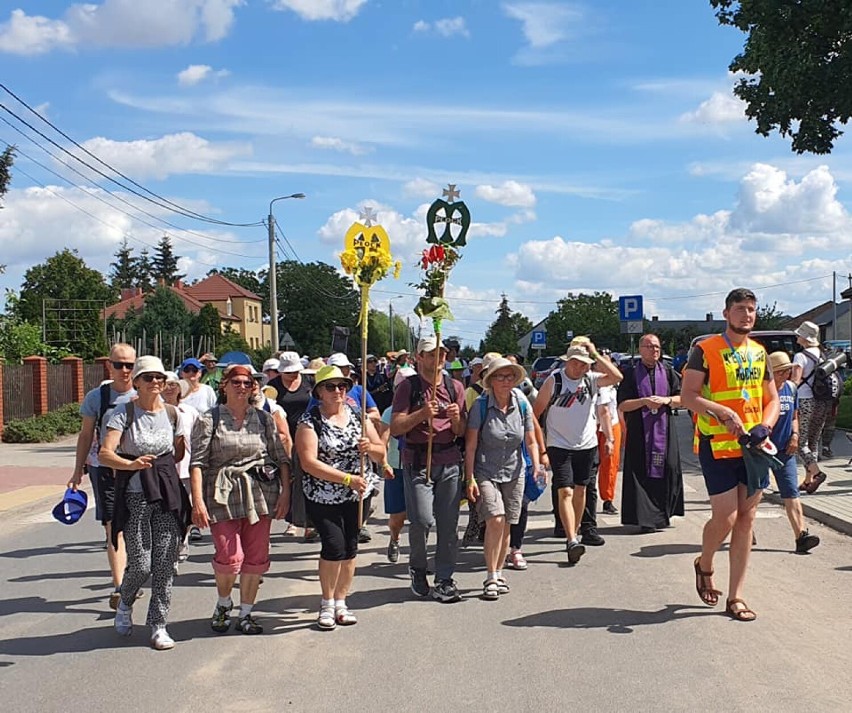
535, 464, 547, 489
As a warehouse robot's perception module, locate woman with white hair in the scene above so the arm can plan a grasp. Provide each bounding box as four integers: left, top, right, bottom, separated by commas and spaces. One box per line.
465, 357, 541, 600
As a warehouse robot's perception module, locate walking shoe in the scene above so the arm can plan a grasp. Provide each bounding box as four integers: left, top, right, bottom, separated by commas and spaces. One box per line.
358, 526, 372, 544
409, 567, 431, 598
482, 579, 500, 601
795, 530, 820, 554
150, 627, 175, 650
602, 500, 618, 515
505, 550, 527, 570
114, 605, 133, 636
178, 541, 189, 563
386, 537, 400, 563
335, 606, 358, 626
211, 600, 233, 633
237, 614, 263, 635
110, 589, 143, 610
581, 529, 606, 546
432, 579, 461, 603
188, 525, 203, 542
566, 541, 586, 566
821, 447, 834, 459
317, 606, 336, 630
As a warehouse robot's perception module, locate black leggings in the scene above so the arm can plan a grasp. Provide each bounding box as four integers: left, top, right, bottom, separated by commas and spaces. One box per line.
509, 500, 528, 550
304, 499, 359, 561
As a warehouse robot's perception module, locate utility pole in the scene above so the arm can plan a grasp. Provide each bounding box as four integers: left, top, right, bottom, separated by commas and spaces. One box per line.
268, 193, 306, 351
389, 300, 394, 352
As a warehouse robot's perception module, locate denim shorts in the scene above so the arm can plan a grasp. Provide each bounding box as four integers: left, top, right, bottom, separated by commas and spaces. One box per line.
383, 468, 406, 515
771, 455, 800, 500
698, 438, 769, 496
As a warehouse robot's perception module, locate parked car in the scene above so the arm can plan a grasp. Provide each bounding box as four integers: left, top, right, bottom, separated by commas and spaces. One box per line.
530, 355, 562, 389
689, 330, 802, 359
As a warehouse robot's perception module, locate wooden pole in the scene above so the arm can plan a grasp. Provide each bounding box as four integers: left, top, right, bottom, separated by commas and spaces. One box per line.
358, 283, 369, 528
424, 282, 445, 480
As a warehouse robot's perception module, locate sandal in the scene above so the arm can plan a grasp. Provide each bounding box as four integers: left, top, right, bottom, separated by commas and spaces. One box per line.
237, 614, 263, 635
482, 579, 500, 601
335, 606, 357, 626
806, 472, 827, 494
495, 577, 510, 595
506, 550, 528, 570
694, 557, 722, 607
317, 606, 336, 630
725, 598, 757, 622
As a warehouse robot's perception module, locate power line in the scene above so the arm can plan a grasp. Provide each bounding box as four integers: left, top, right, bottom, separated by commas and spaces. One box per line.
0, 82, 264, 228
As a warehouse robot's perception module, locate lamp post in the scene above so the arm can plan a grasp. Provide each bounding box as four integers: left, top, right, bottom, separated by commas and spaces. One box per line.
268, 193, 305, 351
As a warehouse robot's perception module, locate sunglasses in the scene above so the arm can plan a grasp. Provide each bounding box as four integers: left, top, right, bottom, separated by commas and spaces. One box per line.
139, 373, 166, 383
111, 361, 134, 371
322, 382, 348, 392
182, 365, 200, 373
229, 379, 254, 388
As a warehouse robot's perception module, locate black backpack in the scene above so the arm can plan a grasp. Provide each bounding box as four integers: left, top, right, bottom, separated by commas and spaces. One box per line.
803, 351, 842, 402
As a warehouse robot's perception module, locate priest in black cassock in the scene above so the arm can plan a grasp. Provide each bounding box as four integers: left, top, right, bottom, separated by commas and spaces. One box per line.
617, 334, 685, 532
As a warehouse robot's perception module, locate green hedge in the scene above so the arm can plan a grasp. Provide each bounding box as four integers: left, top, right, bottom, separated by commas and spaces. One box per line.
836, 396, 852, 431
2, 402, 82, 443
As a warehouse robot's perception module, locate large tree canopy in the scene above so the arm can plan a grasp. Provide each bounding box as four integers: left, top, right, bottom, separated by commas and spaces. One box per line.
480, 294, 533, 357
712, 0, 852, 154
545, 292, 623, 354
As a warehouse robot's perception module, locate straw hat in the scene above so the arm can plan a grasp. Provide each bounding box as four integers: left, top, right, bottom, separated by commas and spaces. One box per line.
302, 357, 326, 375
131, 356, 167, 380
481, 358, 526, 389
561, 345, 594, 365
768, 351, 793, 372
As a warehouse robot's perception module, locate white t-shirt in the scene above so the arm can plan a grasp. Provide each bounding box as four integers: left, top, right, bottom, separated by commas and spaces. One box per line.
793, 347, 821, 399
181, 383, 218, 414
176, 403, 199, 480
544, 370, 600, 450
596, 384, 618, 430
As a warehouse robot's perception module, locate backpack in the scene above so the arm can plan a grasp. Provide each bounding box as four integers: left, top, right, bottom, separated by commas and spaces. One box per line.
802, 351, 842, 402
538, 370, 596, 428
96, 382, 116, 448
121, 401, 179, 436
406, 373, 458, 412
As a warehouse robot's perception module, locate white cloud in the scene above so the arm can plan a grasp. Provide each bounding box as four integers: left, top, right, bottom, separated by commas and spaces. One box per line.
681, 91, 746, 124
310, 135, 371, 156
74, 132, 252, 180
412, 16, 469, 38
177, 64, 230, 86
403, 178, 441, 199
0, 1, 242, 55
475, 180, 537, 208
503, 1, 585, 64
271, 0, 367, 22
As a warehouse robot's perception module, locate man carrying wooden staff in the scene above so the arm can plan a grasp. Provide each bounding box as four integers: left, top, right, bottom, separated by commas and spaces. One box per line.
390, 336, 467, 603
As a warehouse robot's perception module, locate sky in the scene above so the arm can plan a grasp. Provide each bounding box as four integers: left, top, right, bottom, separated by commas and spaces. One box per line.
3, 0, 852, 350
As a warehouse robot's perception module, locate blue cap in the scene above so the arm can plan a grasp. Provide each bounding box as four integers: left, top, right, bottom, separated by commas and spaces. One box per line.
179, 358, 204, 372
52, 488, 88, 525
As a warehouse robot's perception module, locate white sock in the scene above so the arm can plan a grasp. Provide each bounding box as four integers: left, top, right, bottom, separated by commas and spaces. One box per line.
487, 571, 498, 581
321, 598, 334, 609
569, 537, 579, 546
239, 603, 253, 618
334, 599, 346, 609
217, 596, 231, 608
496, 569, 503, 579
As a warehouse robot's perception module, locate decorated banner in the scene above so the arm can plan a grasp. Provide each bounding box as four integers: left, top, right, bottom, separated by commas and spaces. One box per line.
340, 206, 401, 523
415, 184, 471, 476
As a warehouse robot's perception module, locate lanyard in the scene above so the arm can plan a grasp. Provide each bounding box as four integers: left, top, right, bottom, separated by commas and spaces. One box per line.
722, 332, 754, 401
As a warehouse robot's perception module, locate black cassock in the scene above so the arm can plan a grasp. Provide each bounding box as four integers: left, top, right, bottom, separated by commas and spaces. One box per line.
617, 365, 685, 529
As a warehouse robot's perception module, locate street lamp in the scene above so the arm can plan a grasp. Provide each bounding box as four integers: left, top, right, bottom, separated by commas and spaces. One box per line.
388, 296, 404, 351
268, 193, 306, 351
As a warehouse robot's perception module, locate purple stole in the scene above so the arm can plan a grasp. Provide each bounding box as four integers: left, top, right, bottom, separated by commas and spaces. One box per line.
635, 362, 670, 479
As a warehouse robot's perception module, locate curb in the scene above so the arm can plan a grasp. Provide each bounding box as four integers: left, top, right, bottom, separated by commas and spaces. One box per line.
763, 491, 852, 538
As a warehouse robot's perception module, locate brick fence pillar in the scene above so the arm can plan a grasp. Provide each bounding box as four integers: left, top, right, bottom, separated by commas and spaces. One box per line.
95, 356, 111, 382
63, 356, 84, 403
0, 360, 5, 438
24, 355, 48, 416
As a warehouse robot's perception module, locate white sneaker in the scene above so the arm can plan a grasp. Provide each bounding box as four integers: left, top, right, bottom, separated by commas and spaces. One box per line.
114, 606, 133, 636
150, 627, 175, 650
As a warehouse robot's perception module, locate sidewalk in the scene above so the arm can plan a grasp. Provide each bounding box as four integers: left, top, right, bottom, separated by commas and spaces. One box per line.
764, 430, 852, 537
0, 435, 79, 513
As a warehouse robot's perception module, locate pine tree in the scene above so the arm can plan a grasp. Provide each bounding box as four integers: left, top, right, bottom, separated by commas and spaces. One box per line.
151, 235, 185, 286
481, 294, 533, 356
110, 238, 138, 289
136, 248, 154, 291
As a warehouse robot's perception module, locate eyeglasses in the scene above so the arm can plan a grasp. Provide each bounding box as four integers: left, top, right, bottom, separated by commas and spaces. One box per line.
491, 373, 516, 382
322, 382, 348, 392
139, 374, 166, 383
229, 379, 254, 388
182, 365, 199, 373
111, 361, 134, 371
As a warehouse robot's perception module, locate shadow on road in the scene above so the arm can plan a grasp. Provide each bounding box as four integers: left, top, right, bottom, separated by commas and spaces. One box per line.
501, 604, 717, 633
630, 543, 702, 558
0, 541, 106, 558
835, 565, 852, 572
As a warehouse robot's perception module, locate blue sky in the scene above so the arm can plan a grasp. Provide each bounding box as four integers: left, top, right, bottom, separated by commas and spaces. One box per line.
3, 0, 852, 349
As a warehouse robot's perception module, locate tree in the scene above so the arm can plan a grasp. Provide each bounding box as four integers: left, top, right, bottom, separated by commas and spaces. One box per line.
194, 302, 222, 342
110, 237, 139, 290
711, 0, 852, 154
137, 287, 193, 353
276, 261, 359, 356
0, 145, 14, 275
480, 294, 533, 356
136, 248, 154, 291
151, 235, 184, 286
544, 292, 622, 355
15, 249, 112, 359
755, 301, 789, 330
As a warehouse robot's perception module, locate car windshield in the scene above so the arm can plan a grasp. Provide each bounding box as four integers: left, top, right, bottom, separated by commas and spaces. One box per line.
532, 356, 559, 372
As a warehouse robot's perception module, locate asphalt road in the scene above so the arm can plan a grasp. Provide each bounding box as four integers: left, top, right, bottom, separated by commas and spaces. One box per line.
1, 415, 850, 712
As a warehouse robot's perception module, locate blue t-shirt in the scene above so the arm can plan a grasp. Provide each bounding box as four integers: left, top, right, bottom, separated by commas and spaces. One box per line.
770, 380, 798, 454
305, 385, 376, 414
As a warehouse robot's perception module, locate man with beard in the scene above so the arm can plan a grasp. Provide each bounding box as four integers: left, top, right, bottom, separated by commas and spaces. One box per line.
681, 288, 780, 622
617, 333, 685, 532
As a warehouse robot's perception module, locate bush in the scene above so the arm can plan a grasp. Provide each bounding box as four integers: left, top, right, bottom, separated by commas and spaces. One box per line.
2, 402, 81, 443
836, 396, 852, 431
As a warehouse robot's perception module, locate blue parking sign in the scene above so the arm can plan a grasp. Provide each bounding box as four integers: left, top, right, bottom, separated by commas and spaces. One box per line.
531, 329, 546, 346
618, 295, 643, 321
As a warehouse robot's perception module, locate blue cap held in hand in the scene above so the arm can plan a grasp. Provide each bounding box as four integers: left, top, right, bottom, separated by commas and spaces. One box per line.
52, 488, 88, 525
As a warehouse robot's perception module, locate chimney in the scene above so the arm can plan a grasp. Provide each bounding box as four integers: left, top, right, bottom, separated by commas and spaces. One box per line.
651, 316, 659, 322
174, 279, 183, 290
706, 313, 713, 321
157, 277, 166, 287
120, 288, 135, 301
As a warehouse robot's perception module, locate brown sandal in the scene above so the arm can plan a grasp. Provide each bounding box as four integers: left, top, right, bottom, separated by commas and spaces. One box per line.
725, 598, 757, 622
694, 557, 722, 606
806, 472, 827, 494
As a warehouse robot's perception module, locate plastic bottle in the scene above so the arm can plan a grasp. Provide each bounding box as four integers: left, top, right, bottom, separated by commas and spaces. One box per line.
535, 464, 547, 489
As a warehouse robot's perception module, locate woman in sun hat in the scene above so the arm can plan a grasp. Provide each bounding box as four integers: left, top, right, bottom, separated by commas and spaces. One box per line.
296, 365, 386, 629
791, 321, 830, 493
465, 357, 541, 599
99, 356, 189, 650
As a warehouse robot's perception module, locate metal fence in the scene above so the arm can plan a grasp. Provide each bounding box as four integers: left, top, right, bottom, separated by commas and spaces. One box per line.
2, 365, 34, 423
47, 363, 74, 411
84, 364, 105, 394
